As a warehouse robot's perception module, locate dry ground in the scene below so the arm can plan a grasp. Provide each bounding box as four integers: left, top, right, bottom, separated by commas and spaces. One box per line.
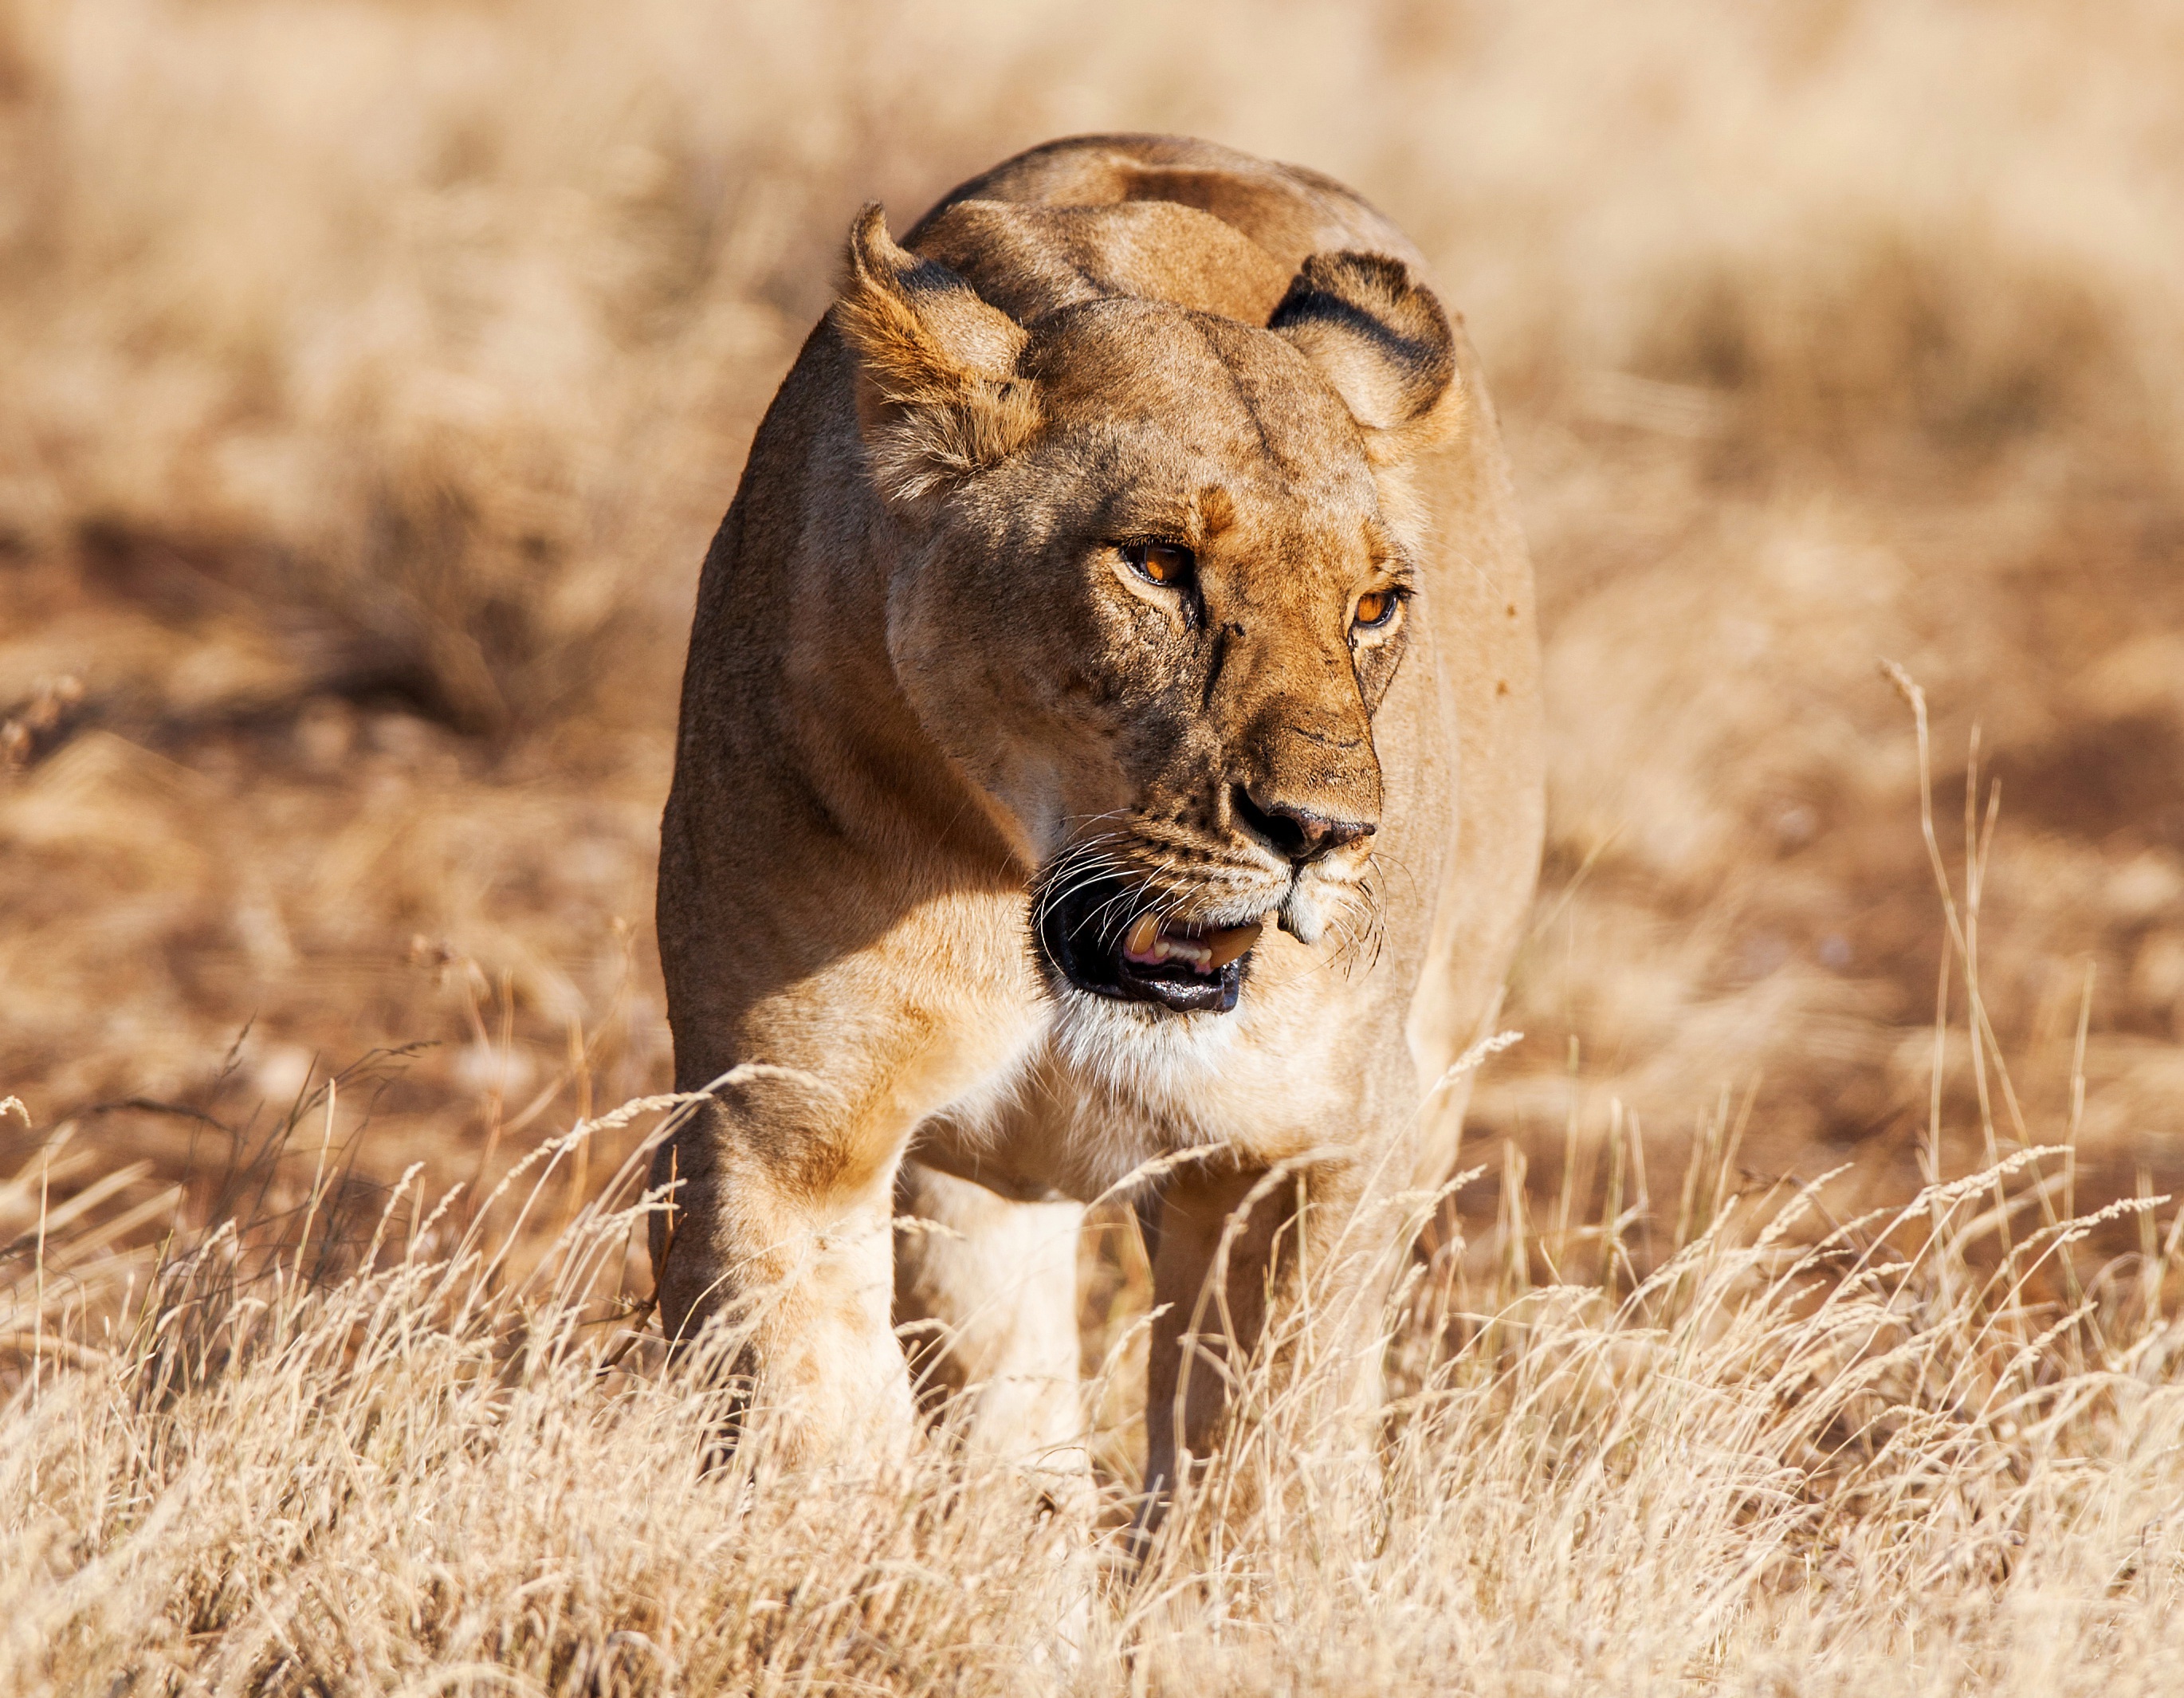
6, 1, 2184, 1691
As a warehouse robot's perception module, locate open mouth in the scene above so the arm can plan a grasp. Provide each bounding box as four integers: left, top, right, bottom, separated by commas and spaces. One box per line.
1035, 876, 1266, 1015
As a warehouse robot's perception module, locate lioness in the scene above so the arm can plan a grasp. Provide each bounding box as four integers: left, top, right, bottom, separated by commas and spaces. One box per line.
653, 136, 1542, 1507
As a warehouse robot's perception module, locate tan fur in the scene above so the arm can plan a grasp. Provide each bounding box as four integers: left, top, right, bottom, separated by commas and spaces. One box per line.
652, 136, 1543, 1499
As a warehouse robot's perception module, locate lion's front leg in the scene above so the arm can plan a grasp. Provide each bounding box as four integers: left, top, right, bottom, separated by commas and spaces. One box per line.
893, 1161, 1088, 1482
1137, 1154, 1392, 1539
1141, 1163, 1281, 1515
650, 1075, 917, 1470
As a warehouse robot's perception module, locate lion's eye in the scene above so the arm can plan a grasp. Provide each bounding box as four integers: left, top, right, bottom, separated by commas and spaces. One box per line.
1121, 542, 1196, 588
1353, 589, 1399, 630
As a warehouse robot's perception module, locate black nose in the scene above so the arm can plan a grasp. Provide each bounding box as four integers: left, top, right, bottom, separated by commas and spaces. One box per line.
1231, 785, 1377, 864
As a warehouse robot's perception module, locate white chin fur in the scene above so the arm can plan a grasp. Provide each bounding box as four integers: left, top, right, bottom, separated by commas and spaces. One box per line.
1047, 984, 1240, 1128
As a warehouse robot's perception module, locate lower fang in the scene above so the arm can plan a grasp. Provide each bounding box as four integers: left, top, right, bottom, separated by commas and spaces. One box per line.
1204, 921, 1263, 968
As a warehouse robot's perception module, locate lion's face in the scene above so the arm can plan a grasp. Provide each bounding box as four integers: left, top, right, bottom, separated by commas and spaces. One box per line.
835, 213, 1459, 1017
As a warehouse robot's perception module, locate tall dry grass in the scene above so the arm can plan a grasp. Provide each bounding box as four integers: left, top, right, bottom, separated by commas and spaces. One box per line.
6, 0, 2183, 1209
6, 0, 2184, 1687
7, 922, 2184, 1695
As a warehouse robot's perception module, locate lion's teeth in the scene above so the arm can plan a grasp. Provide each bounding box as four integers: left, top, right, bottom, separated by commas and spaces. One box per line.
1123, 913, 1260, 973
1204, 921, 1263, 968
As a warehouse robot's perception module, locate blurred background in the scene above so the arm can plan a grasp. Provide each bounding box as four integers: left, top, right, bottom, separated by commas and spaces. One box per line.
4, 0, 2182, 1260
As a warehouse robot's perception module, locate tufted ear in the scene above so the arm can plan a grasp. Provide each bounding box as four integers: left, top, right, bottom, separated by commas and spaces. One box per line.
1269, 252, 1463, 465
830, 204, 1041, 507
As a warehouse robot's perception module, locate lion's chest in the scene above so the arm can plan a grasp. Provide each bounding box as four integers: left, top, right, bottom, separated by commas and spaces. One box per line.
905, 957, 1386, 1205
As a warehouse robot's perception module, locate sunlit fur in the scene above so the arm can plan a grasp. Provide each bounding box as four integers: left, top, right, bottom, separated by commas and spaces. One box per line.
650, 136, 1543, 1486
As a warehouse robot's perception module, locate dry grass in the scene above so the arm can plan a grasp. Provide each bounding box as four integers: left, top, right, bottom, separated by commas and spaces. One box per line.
8, 1047, 2184, 1693
6, 0, 2184, 1688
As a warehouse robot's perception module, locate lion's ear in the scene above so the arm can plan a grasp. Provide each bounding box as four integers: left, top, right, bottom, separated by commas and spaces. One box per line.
1269, 252, 1463, 465
831, 204, 1040, 506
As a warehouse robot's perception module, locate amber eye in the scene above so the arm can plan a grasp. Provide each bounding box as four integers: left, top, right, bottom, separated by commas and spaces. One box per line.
1353, 589, 1399, 630
1121, 542, 1196, 588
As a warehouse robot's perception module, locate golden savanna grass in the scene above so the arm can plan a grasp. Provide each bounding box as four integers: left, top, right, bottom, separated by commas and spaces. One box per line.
6, 0, 2184, 1690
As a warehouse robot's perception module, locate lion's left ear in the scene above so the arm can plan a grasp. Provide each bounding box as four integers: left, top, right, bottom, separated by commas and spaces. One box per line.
1269, 252, 1463, 465
831, 204, 1041, 507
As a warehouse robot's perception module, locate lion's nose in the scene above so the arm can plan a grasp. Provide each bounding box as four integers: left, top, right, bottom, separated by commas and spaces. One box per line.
1231, 784, 1377, 865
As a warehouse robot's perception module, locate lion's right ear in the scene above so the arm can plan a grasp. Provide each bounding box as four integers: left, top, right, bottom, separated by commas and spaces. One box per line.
831, 204, 1040, 507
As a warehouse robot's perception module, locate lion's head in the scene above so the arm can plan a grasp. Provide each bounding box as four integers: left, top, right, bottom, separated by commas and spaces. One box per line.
830, 202, 1463, 1020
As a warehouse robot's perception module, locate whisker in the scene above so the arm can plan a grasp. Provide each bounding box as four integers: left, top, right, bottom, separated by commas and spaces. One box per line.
1361, 845, 1423, 902
1031, 841, 1137, 929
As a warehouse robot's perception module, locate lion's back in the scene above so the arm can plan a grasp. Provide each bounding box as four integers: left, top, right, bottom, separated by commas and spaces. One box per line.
908, 133, 1421, 274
